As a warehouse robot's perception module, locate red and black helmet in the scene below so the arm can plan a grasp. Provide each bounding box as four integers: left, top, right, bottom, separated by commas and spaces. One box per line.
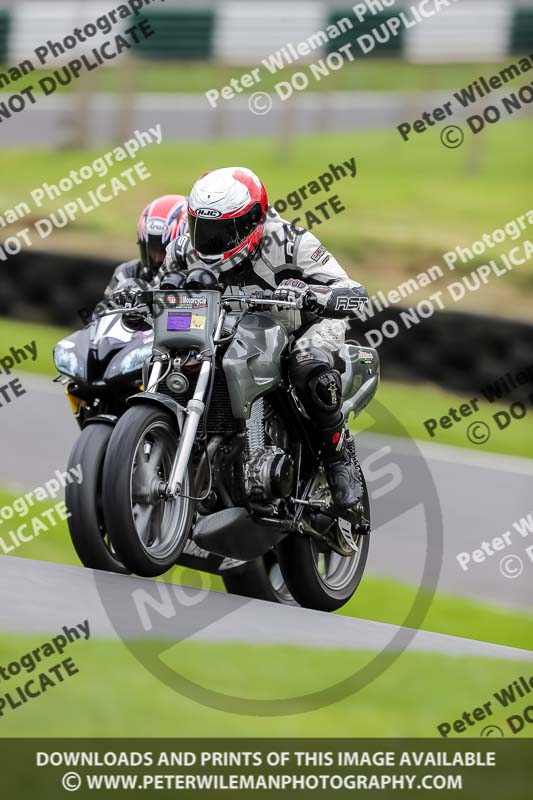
137, 194, 188, 273
187, 168, 268, 269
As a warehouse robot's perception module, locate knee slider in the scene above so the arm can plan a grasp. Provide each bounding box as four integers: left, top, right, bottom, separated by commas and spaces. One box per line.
309, 369, 343, 414
289, 346, 333, 397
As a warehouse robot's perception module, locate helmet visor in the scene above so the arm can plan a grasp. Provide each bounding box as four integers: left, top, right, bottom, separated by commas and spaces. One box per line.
189, 203, 262, 256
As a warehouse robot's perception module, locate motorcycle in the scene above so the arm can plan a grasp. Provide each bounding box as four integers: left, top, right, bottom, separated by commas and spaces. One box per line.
100, 269, 380, 612
53, 288, 153, 574
54, 282, 297, 603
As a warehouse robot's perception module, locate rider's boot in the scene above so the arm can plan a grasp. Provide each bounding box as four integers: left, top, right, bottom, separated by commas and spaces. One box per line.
317, 422, 364, 510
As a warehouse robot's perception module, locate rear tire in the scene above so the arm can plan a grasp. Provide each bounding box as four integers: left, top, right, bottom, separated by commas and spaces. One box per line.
222, 550, 297, 605
278, 471, 370, 612
66, 423, 129, 575
102, 406, 195, 577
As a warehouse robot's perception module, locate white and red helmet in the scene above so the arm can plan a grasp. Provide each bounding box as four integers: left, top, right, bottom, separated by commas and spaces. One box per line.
187, 167, 268, 269
137, 194, 188, 273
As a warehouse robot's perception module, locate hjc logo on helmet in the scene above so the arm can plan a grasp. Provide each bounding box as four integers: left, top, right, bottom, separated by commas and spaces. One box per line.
195, 208, 222, 218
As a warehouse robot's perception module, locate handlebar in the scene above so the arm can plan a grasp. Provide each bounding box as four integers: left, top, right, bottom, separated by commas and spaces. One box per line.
104, 290, 299, 311
223, 294, 299, 309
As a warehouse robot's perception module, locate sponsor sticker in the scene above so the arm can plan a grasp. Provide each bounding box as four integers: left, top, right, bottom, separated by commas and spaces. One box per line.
196, 208, 222, 218
191, 314, 207, 330
311, 245, 327, 262
359, 350, 375, 364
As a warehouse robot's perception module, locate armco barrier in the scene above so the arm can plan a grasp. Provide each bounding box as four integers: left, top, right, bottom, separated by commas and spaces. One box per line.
1, 248, 532, 400
134, 9, 216, 60
326, 8, 405, 57
1, 1, 533, 66
0, 8, 10, 64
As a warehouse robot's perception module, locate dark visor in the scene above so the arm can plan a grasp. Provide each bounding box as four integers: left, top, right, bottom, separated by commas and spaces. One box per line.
189, 203, 262, 256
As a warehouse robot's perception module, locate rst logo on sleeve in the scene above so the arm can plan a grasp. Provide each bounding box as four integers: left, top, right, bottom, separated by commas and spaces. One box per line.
335, 295, 369, 312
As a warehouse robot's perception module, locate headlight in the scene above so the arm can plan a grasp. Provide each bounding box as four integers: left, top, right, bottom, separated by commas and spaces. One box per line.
54, 344, 79, 378
119, 344, 152, 375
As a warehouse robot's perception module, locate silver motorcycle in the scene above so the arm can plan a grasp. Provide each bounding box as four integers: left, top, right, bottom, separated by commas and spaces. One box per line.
101, 271, 379, 612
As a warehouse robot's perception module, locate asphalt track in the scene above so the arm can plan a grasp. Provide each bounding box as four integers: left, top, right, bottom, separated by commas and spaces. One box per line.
0, 555, 532, 661
1, 373, 532, 614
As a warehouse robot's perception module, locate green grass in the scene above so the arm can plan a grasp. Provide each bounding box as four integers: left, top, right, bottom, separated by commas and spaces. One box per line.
1, 122, 532, 319
0, 317, 70, 378
3, 59, 525, 94
0, 634, 531, 737
345, 576, 533, 653
355, 381, 533, 461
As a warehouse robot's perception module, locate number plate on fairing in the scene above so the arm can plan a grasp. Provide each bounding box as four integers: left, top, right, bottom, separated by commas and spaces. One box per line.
152, 290, 220, 352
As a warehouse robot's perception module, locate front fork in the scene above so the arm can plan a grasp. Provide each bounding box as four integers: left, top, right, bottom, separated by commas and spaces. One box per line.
167, 357, 212, 496
146, 312, 226, 498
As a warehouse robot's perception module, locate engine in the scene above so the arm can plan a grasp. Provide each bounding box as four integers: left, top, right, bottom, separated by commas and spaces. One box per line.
244, 398, 294, 501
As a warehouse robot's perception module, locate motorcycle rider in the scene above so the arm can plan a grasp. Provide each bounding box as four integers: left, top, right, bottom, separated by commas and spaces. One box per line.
162, 168, 369, 510
98, 194, 189, 308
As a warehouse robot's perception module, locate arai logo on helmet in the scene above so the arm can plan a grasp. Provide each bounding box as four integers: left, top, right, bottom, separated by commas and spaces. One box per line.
146, 219, 166, 234
195, 208, 222, 219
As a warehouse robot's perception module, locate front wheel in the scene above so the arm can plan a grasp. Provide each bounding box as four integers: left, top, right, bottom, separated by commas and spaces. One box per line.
277, 470, 370, 612
66, 422, 129, 575
102, 405, 195, 577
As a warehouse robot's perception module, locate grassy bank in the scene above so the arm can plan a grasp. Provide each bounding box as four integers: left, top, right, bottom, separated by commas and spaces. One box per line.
0, 59, 520, 95
1, 122, 532, 319
0, 634, 530, 737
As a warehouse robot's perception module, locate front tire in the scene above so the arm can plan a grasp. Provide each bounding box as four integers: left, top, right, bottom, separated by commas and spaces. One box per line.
278, 471, 370, 612
66, 423, 129, 575
102, 406, 195, 577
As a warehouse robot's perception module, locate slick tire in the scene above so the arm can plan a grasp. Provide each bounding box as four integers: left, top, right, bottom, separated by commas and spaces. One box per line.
102, 406, 195, 577
66, 422, 130, 575
277, 474, 370, 612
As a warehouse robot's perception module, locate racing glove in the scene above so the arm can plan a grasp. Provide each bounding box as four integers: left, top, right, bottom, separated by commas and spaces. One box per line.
272, 279, 326, 310
272, 279, 334, 314
273, 279, 368, 317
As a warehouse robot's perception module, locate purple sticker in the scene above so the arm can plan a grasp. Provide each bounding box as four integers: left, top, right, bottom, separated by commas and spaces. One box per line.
167, 313, 192, 332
